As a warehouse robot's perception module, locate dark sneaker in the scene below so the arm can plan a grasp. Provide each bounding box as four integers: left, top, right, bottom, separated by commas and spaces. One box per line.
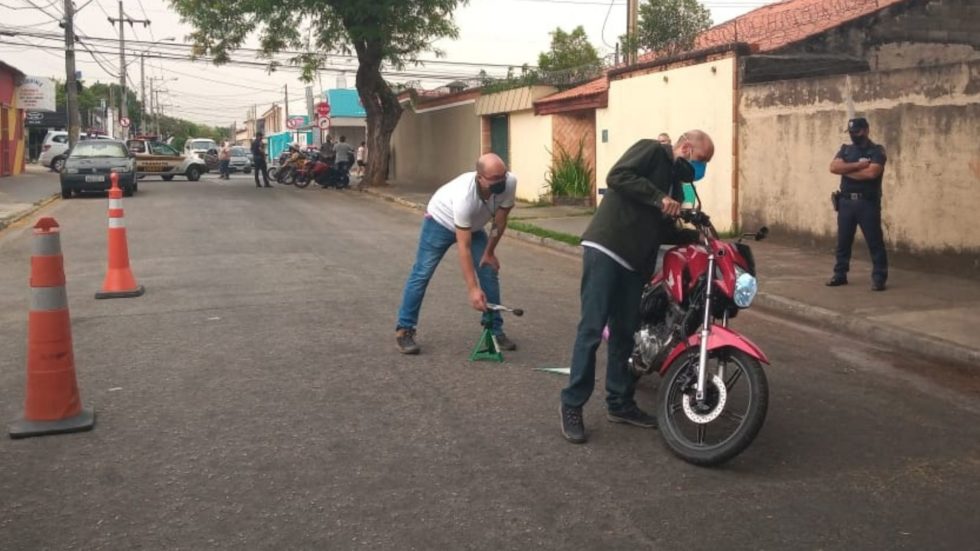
607, 404, 658, 429
825, 276, 848, 287
871, 281, 887, 292
396, 328, 420, 355
494, 333, 517, 351
560, 404, 586, 444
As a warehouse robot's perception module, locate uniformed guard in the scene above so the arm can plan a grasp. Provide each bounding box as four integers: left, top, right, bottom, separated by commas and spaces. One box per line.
827, 117, 888, 291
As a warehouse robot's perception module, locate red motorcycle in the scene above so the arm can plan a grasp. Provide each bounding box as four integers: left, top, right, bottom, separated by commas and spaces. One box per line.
627, 206, 770, 466
294, 151, 351, 189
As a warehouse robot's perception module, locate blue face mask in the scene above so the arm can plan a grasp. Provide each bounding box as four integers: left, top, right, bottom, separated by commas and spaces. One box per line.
689, 160, 707, 182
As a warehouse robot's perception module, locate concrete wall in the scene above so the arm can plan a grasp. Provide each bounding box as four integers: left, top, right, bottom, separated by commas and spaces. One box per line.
739, 60, 980, 260
389, 100, 481, 188
508, 110, 552, 202
596, 56, 737, 230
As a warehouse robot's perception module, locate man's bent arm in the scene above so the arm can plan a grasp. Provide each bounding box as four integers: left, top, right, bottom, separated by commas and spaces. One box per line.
607, 140, 667, 208
830, 158, 867, 175
486, 207, 512, 256
847, 163, 884, 181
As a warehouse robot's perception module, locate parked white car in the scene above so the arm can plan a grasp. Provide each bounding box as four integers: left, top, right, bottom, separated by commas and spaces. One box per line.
39, 131, 112, 172
184, 138, 217, 160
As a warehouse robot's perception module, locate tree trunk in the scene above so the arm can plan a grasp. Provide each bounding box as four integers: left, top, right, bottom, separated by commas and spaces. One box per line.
353, 48, 403, 188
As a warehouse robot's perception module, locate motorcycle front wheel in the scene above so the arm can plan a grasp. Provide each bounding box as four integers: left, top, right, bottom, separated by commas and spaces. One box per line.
294, 172, 311, 188
657, 348, 768, 467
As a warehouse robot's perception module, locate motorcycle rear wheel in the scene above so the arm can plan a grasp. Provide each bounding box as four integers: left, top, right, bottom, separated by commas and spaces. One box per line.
657, 348, 768, 467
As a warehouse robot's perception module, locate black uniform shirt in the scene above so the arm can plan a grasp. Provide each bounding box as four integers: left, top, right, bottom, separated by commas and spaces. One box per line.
835, 141, 887, 195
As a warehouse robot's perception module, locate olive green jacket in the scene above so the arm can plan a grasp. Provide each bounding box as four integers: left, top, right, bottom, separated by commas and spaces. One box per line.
581, 139, 679, 278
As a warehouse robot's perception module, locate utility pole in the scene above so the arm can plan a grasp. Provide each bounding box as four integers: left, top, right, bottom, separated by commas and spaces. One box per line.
626, 0, 638, 65
140, 54, 145, 135
108, 1, 150, 138
62, 0, 80, 146
284, 84, 290, 139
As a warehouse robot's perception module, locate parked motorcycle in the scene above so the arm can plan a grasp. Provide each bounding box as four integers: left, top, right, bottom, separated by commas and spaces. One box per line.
628, 203, 770, 466
294, 151, 351, 189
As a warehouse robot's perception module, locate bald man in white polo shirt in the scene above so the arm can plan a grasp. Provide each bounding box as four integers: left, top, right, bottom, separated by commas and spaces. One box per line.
395, 153, 518, 355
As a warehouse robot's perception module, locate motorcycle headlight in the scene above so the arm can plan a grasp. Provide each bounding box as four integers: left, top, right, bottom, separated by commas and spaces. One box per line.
734, 267, 757, 308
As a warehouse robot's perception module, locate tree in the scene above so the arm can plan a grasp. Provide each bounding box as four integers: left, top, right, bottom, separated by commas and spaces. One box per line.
538, 26, 601, 74
169, 0, 467, 187
55, 80, 143, 134
633, 0, 712, 56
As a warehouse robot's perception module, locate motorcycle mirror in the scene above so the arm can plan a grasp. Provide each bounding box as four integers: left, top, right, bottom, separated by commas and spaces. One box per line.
755, 226, 769, 241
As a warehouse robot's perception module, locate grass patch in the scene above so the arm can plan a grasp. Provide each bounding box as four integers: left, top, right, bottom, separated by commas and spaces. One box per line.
508, 221, 581, 246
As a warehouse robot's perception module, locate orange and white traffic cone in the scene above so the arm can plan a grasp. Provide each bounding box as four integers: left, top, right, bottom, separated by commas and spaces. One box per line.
9, 217, 95, 438
95, 173, 144, 299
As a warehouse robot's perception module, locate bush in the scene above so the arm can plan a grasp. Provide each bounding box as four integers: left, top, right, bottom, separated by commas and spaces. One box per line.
545, 139, 592, 199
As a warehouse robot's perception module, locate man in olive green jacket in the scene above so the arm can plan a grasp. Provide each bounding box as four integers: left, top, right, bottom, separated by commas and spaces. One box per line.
560, 130, 715, 444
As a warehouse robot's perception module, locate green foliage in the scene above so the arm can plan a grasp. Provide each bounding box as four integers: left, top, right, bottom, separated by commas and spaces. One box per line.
633, 0, 713, 55
169, 0, 469, 185
538, 26, 601, 73
54, 80, 144, 131
156, 115, 228, 150
507, 221, 581, 247
545, 139, 593, 199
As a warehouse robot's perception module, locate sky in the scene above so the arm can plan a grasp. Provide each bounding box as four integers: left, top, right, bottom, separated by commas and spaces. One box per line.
0, 0, 776, 127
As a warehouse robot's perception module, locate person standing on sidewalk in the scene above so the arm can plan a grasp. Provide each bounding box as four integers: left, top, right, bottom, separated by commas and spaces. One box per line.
394, 153, 518, 355
559, 130, 714, 444
827, 117, 888, 291
218, 141, 232, 180
355, 141, 367, 177
251, 132, 272, 188
332, 136, 354, 174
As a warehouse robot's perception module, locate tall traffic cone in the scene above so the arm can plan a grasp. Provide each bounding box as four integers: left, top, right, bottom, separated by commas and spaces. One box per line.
95, 173, 144, 299
10, 218, 95, 438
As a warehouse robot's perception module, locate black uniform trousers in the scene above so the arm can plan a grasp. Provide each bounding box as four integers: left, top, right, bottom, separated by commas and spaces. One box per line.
834, 196, 888, 284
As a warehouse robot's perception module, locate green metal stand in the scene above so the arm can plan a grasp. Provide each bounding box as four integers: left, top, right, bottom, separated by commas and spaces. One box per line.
470, 312, 504, 362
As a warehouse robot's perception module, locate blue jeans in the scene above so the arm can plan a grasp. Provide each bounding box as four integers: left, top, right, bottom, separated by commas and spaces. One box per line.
561, 247, 643, 411
396, 216, 503, 334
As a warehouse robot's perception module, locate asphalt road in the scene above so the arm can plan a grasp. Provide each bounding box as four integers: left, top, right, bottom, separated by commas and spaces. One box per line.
1, 173, 978, 550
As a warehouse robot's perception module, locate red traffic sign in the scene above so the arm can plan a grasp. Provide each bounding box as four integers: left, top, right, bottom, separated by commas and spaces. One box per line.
317, 116, 331, 131
120, 117, 131, 128
286, 116, 305, 130
316, 101, 330, 117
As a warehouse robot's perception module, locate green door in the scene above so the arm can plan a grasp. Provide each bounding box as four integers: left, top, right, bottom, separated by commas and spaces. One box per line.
489, 115, 509, 166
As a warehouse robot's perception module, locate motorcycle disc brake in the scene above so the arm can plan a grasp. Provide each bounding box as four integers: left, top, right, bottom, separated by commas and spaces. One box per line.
681, 374, 727, 424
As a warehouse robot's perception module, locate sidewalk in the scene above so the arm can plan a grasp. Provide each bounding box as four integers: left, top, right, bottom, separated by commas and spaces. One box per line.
364, 179, 980, 366
0, 164, 60, 232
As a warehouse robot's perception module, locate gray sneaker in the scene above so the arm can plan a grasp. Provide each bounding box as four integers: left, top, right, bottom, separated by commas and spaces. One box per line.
396, 328, 420, 355
607, 404, 658, 429
494, 333, 517, 351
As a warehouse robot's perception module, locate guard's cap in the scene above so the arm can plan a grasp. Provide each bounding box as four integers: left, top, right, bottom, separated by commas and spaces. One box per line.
847, 117, 869, 131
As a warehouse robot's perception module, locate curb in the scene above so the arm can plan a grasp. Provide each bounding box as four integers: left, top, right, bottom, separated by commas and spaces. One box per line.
0, 193, 60, 233
754, 292, 980, 366
361, 186, 980, 366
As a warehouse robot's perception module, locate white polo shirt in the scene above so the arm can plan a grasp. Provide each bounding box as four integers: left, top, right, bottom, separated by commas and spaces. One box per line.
427, 171, 517, 231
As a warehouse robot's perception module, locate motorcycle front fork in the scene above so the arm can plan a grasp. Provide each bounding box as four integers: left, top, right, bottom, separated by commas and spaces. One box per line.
694, 253, 725, 402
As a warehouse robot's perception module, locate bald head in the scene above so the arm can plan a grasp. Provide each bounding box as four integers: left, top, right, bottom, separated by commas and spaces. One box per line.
476, 153, 507, 180
676, 130, 715, 162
